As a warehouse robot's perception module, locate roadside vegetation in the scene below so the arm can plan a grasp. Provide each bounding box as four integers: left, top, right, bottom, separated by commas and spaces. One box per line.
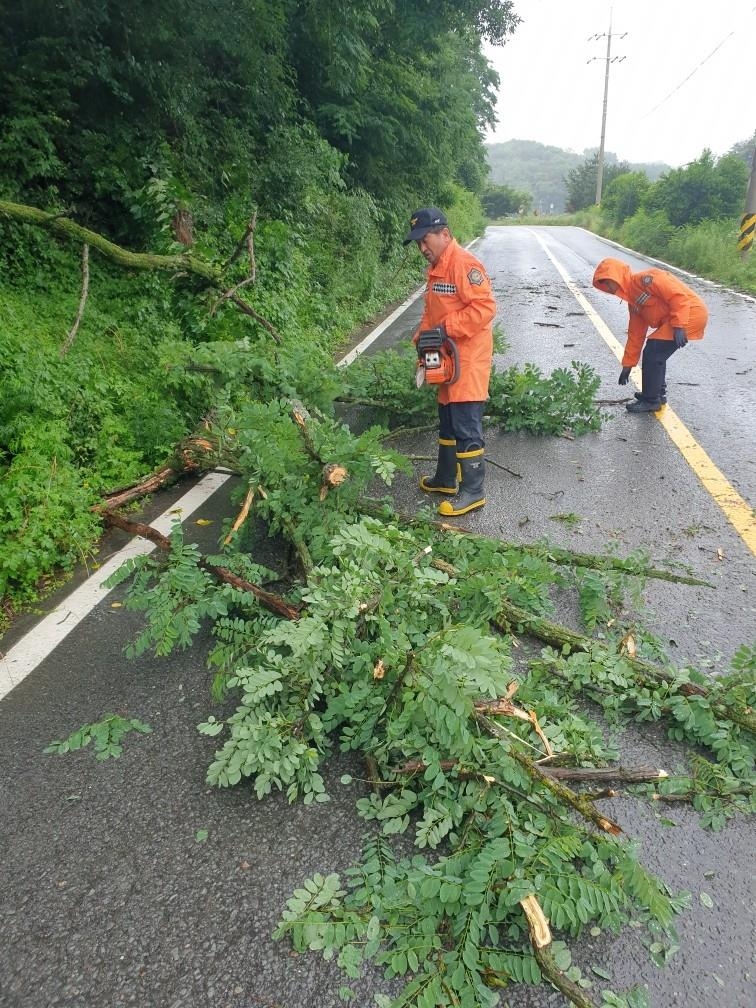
1, 5, 754, 1008
486, 140, 756, 295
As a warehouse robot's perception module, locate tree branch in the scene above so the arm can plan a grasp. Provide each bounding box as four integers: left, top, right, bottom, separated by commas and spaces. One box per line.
0, 198, 280, 339
61, 243, 89, 356
476, 713, 623, 835
101, 509, 300, 620
357, 500, 714, 587
0, 199, 218, 280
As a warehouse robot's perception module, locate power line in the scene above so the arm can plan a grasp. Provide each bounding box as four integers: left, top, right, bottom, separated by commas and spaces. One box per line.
642, 6, 756, 119
587, 11, 626, 205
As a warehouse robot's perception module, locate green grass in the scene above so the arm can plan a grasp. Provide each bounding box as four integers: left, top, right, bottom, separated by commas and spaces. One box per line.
486, 208, 756, 296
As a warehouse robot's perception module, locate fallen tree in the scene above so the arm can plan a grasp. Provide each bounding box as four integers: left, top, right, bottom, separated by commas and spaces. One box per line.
9, 199, 752, 1006
100, 402, 753, 1008
0, 199, 280, 338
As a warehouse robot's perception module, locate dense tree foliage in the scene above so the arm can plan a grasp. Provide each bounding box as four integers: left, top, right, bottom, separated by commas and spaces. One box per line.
643, 150, 749, 227
0, 0, 522, 605
728, 130, 756, 165
597, 149, 749, 236
0, 0, 519, 244
480, 182, 532, 217
600, 171, 651, 226
565, 152, 631, 213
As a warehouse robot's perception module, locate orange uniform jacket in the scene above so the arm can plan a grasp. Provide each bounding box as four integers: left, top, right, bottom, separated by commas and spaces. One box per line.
593, 258, 708, 367
416, 239, 496, 403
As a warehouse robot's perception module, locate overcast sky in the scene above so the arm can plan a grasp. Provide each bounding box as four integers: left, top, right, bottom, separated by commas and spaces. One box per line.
484, 0, 756, 167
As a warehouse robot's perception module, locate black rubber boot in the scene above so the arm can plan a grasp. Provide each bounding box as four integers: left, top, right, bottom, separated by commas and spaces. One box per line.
419, 439, 458, 494
626, 398, 663, 413
635, 389, 667, 405
438, 449, 485, 516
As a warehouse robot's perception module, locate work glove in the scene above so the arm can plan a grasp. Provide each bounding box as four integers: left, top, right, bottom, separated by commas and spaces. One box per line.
618, 366, 631, 385
672, 327, 688, 348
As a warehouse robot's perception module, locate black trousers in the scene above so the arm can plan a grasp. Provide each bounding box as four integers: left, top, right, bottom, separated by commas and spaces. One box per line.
641, 338, 678, 401
437, 402, 485, 452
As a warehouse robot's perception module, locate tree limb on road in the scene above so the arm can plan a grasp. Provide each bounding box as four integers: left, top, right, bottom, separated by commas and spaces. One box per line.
101, 509, 300, 621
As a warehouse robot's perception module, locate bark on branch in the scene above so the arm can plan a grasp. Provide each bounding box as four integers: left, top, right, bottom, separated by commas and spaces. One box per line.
0, 199, 279, 336
532, 943, 601, 1008
101, 509, 300, 620
61, 242, 89, 356
540, 765, 668, 784
94, 427, 240, 512
391, 759, 667, 788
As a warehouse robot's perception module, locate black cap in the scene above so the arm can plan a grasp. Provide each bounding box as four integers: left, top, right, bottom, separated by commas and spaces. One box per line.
403, 207, 448, 245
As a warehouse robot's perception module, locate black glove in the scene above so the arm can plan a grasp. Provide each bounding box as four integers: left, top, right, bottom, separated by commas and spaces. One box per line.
672, 327, 688, 348
618, 366, 631, 385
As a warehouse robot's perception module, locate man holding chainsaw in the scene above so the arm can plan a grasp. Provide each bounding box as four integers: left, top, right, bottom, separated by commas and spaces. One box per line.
403, 207, 497, 516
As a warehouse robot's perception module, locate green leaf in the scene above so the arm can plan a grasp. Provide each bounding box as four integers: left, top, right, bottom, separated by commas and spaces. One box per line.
592, 965, 612, 980
551, 942, 572, 971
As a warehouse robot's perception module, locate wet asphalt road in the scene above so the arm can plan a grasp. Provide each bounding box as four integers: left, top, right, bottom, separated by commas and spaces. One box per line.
1, 226, 754, 1008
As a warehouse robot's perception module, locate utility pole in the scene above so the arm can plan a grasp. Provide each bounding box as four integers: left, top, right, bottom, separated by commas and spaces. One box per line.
588, 11, 626, 206
738, 146, 756, 257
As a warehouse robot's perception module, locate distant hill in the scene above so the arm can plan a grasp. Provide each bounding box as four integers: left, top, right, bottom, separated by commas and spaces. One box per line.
485, 139, 670, 213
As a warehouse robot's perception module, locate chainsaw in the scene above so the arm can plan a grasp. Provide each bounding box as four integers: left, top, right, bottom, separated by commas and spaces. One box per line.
415, 328, 460, 387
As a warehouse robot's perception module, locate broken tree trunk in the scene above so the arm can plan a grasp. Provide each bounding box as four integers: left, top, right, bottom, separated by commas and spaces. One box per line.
95, 427, 240, 512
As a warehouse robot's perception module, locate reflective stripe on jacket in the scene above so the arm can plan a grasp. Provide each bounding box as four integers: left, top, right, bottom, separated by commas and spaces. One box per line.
416, 239, 496, 403
593, 257, 708, 367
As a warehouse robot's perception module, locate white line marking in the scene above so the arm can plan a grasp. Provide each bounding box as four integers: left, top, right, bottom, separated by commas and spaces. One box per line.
1, 236, 480, 701
0, 471, 232, 702
573, 226, 756, 304
337, 286, 425, 367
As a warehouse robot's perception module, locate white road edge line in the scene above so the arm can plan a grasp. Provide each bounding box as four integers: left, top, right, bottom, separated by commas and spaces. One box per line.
337, 286, 425, 368
575, 225, 756, 304
0, 471, 232, 702
1, 235, 482, 701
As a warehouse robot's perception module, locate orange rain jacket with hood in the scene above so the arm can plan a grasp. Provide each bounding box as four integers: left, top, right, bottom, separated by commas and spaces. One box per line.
592, 258, 708, 367
416, 239, 497, 404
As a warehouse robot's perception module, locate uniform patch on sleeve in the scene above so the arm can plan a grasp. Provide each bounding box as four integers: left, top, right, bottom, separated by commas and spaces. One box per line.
641, 274, 653, 285
467, 267, 484, 286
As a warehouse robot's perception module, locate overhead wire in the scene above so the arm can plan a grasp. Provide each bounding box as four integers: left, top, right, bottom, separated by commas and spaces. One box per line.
641, 4, 756, 119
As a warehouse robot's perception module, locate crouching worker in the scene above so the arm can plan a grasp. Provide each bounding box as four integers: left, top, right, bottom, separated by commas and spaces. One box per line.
592, 257, 708, 412
403, 207, 497, 515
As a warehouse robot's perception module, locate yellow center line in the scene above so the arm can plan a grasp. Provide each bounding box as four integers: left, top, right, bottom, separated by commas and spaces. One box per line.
530, 230, 756, 557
